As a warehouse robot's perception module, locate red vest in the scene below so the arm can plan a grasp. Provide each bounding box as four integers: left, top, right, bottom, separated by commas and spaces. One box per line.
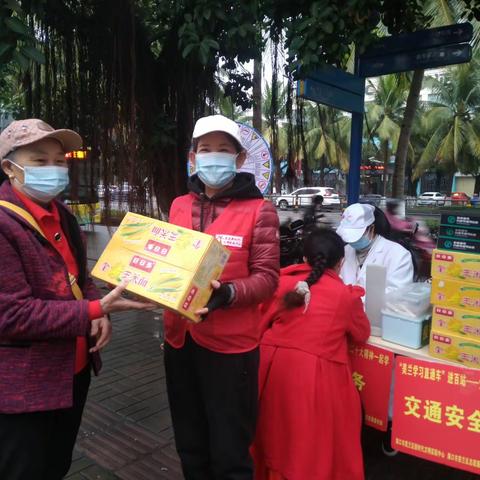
164, 194, 265, 353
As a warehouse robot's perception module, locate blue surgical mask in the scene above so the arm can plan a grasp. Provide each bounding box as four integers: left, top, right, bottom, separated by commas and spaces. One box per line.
10, 161, 69, 203
350, 235, 373, 251
195, 152, 237, 189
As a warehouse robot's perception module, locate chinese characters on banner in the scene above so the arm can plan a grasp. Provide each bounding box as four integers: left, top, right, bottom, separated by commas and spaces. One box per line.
349, 344, 394, 431
393, 357, 480, 475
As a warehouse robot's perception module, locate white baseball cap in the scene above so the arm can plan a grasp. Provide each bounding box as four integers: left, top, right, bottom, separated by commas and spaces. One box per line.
192, 115, 243, 149
336, 203, 375, 243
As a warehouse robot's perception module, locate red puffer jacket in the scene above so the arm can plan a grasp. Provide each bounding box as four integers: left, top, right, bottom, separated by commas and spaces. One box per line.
187, 172, 280, 308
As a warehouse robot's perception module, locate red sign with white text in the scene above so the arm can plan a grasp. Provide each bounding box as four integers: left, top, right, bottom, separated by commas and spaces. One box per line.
129, 255, 156, 273
393, 357, 480, 475
144, 239, 171, 257
349, 344, 394, 431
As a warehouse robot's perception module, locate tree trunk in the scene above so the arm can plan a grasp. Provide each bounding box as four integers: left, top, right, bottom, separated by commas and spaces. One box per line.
382, 140, 389, 197
274, 160, 282, 194
392, 69, 424, 199
252, 57, 262, 132
302, 159, 312, 186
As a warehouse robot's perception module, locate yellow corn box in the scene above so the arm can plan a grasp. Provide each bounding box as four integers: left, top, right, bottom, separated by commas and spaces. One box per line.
430, 277, 480, 310
432, 305, 480, 340
91, 212, 230, 322
429, 329, 480, 369
431, 249, 480, 284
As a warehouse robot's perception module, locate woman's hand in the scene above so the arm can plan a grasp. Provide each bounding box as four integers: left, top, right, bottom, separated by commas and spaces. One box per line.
89, 315, 112, 352
195, 280, 234, 319
100, 281, 157, 315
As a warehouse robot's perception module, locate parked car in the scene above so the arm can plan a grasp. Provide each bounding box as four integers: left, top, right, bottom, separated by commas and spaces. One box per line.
450, 192, 470, 205
275, 187, 341, 210
417, 192, 446, 206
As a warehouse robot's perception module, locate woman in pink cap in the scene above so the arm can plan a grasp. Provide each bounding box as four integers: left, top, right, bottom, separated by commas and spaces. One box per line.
0, 119, 155, 480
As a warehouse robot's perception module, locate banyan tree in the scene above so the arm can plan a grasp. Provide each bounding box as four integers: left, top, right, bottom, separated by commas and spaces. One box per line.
2, 0, 479, 216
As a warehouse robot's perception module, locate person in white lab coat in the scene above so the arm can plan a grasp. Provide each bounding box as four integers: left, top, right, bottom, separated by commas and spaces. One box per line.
337, 203, 414, 293
338, 203, 414, 456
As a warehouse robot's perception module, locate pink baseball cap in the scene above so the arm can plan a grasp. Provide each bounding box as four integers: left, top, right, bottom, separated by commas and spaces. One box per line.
336, 203, 375, 243
0, 119, 82, 160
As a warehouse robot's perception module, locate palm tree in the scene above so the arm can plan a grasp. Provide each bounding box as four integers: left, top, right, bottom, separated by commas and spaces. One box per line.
365, 74, 409, 196
413, 58, 480, 181
304, 104, 350, 184
393, 0, 480, 198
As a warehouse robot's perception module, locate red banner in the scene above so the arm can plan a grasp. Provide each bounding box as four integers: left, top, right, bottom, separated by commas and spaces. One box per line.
393, 357, 480, 475
349, 343, 394, 431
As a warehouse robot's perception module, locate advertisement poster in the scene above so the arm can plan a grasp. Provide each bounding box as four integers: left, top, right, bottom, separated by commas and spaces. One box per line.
393, 357, 480, 475
349, 344, 394, 431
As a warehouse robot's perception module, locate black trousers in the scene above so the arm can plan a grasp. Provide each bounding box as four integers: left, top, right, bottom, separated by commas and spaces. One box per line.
0, 367, 91, 480
164, 334, 259, 480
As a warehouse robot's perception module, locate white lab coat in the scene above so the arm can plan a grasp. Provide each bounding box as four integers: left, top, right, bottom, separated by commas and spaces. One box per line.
340, 235, 414, 293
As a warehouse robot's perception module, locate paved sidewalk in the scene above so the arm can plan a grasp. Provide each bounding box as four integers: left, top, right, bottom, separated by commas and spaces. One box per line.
66, 227, 182, 479
66, 309, 182, 480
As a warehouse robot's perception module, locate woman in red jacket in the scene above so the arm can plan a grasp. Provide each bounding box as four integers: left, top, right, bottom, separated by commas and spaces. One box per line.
164, 115, 279, 480
253, 228, 370, 480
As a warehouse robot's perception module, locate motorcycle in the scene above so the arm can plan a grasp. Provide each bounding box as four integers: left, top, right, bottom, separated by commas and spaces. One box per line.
279, 218, 305, 267
385, 214, 435, 282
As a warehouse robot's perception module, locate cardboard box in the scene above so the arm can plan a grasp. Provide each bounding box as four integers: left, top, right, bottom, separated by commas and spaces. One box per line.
432, 305, 480, 340
431, 249, 480, 284
440, 212, 480, 229
437, 236, 480, 254
439, 224, 480, 241
92, 212, 230, 322
430, 277, 480, 310
429, 329, 480, 369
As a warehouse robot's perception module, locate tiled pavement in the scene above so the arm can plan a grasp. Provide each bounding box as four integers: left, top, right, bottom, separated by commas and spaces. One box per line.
66, 309, 182, 480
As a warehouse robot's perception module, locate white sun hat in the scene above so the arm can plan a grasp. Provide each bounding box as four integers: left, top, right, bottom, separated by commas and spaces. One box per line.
192, 115, 243, 148
336, 203, 375, 243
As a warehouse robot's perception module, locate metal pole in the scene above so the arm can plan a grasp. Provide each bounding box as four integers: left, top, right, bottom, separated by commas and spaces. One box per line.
347, 51, 365, 205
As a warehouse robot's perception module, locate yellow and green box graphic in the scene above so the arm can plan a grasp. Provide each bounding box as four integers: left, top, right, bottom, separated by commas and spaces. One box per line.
429, 329, 480, 369
431, 249, 480, 284
91, 212, 230, 322
431, 277, 480, 310
432, 305, 480, 340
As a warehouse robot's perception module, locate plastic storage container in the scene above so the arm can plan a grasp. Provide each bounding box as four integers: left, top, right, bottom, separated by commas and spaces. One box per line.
384, 283, 432, 318
382, 312, 431, 349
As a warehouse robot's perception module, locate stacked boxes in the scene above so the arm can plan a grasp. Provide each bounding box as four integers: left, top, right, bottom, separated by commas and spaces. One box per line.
429, 213, 480, 368
437, 213, 480, 253
92, 212, 230, 322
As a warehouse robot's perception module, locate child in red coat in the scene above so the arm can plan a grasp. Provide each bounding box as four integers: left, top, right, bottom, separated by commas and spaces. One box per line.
253, 228, 370, 480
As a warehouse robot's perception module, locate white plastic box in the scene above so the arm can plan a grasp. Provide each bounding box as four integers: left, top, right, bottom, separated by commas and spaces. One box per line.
382, 312, 432, 349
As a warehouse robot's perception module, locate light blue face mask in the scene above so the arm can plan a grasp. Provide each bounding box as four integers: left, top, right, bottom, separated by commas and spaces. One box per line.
350, 234, 373, 251
9, 161, 69, 203
195, 152, 237, 189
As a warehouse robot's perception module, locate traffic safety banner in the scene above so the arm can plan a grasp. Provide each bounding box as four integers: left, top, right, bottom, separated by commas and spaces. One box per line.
392, 356, 480, 475
349, 344, 394, 431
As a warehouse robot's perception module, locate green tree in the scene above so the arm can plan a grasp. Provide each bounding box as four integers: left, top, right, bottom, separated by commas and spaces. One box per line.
304, 104, 350, 182
0, 0, 45, 69
392, 0, 480, 198
365, 74, 409, 195
413, 59, 480, 183
3, 0, 480, 214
